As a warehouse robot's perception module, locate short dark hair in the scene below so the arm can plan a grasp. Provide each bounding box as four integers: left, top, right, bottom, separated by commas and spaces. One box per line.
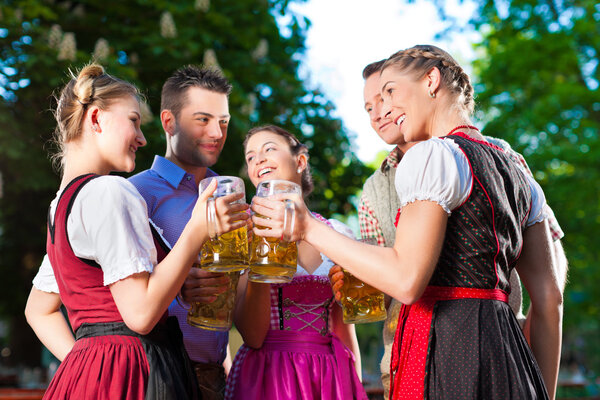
161, 65, 232, 118
362, 59, 386, 79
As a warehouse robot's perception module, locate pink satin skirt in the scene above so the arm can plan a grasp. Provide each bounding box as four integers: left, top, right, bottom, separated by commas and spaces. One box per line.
225, 330, 367, 400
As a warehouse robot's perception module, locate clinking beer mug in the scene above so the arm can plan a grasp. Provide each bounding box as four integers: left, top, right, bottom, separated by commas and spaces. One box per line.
199, 176, 248, 272
249, 180, 300, 283
339, 237, 387, 324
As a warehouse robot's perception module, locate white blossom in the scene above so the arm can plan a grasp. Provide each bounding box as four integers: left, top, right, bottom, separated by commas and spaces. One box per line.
195, 0, 210, 12
252, 39, 269, 60
241, 93, 257, 115
130, 52, 140, 64
203, 49, 221, 70
57, 32, 76, 61
73, 4, 85, 17
160, 11, 177, 38
93, 38, 109, 61
48, 24, 63, 49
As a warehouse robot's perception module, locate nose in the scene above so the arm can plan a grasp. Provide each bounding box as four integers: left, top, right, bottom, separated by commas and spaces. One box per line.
207, 120, 224, 140
380, 100, 392, 121
137, 129, 147, 147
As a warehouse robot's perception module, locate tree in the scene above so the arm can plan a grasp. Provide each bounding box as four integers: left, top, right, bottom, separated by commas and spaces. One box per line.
0, 0, 372, 366
435, 0, 600, 375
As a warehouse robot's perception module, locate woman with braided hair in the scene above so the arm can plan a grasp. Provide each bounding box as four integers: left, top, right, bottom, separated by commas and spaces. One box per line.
24, 63, 248, 399
251, 45, 562, 399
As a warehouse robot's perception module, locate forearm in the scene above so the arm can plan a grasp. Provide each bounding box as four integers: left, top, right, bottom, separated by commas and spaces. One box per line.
234, 277, 271, 348
303, 203, 446, 304
529, 303, 562, 398
25, 288, 74, 361
28, 311, 75, 361
332, 305, 362, 380
112, 222, 206, 333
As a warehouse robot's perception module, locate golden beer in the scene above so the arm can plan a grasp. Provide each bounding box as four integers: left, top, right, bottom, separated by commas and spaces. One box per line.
339, 270, 387, 324
200, 225, 248, 272
249, 225, 297, 283
249, 180, 300, 283
187, 268, 241, 331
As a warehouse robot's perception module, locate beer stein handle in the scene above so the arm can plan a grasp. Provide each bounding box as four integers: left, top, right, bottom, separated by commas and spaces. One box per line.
207, 196, 218, 240
281, 199, 295, 243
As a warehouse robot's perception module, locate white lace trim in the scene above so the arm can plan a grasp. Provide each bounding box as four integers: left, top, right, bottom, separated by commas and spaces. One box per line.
103, 257, 155, 286
399, 193, 453, 215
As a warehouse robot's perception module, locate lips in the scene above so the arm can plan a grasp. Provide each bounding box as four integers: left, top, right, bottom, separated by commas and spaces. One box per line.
394, 114, 406, 126
258, 167, 274, 178
379, 121, 392, 131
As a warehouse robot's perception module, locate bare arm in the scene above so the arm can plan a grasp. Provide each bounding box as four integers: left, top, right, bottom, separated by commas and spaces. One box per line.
331, 303, 362, 380
232, 273, 271, 348
110, 184, 249, 335
252, 196, 447, 304
515, 220, 563, 399
25, 287, 74, 361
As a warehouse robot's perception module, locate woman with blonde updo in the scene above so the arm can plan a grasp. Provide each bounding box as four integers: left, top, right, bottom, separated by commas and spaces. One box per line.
251, 45, 562, 399
24, 63, 248, 399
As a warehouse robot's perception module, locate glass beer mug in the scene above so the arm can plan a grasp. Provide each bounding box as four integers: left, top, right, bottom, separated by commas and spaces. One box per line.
339, 238, 387, 324
249, 180, 300, 283
187, 270, 241, 331
199, 176, 248, 272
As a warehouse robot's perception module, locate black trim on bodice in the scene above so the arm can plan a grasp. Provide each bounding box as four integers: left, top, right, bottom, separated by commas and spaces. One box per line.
430, 135, 532, 292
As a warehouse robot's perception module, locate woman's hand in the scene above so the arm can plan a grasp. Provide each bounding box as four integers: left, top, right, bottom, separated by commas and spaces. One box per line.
251, 193, 310, 241
328, 265, 345, 304
190, 179, 249, 242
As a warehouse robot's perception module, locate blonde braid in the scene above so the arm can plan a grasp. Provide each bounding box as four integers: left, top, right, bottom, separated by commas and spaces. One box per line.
383, 45, 475, 115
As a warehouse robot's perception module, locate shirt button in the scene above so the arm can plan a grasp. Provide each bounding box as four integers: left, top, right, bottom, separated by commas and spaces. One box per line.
186, 176, 191, 181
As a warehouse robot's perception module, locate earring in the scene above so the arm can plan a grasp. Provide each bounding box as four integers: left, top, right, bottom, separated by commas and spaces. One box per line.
429, 90, 436, 98
297, 168, 302, 173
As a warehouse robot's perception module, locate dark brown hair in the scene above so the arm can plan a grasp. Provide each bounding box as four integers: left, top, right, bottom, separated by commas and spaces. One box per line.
243, 125, 314, 197
382, 45, 475, 115
362, 59, 386, 79
52, 62, 140, 168
161, 65, 232, 119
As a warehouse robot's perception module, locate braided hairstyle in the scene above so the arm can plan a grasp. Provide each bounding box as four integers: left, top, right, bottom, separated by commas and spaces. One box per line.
52, 63, 140, 169
382, 45, 475, 115
243, 125, 314, 197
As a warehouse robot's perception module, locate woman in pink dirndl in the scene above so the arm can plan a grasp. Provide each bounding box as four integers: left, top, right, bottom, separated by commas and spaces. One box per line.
225, 125, 368, 400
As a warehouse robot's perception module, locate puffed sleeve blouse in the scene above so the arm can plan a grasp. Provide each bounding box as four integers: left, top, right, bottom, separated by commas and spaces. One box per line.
394, 137, 547, 225
33, 175, 157, 293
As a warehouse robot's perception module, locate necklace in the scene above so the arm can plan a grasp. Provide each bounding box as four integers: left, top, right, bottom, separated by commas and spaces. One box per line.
446, 125, 479, 136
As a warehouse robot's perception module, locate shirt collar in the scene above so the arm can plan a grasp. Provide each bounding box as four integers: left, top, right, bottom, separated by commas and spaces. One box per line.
150, 156, 217, 188
380, 146, 403, 171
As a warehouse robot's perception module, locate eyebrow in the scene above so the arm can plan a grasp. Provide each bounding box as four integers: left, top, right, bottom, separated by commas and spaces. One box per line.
192, 111, 231, 119
245, 141, 278, 156
381, 81, 394, 93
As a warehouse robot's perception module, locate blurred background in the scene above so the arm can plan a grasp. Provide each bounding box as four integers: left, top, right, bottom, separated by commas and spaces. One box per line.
0, 0, 598, 398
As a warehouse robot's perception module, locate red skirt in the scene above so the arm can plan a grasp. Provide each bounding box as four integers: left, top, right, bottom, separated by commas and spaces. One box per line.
44, 318, 198, 400
389, 286, 548, 400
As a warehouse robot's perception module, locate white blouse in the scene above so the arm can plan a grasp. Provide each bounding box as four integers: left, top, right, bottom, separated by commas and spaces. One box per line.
395, 137, 547, 226
295, 218, 355, 277
33, 176, 157, 293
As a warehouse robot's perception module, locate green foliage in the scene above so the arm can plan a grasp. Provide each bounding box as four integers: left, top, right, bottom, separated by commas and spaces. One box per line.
466, 0, 600, 373
0, 0, 371, 365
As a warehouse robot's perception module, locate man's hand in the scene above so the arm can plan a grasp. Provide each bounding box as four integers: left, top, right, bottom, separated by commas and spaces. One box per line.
328, 265, 345, 304
181, 268, 230, 304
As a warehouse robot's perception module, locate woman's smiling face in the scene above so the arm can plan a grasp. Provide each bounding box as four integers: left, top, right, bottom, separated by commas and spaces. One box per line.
244, 130, 303, 188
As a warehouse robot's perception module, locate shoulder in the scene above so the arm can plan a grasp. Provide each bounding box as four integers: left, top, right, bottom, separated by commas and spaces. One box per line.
78, 175, 146, 211
328, 218, 356, 239
398, 138, 465, 175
